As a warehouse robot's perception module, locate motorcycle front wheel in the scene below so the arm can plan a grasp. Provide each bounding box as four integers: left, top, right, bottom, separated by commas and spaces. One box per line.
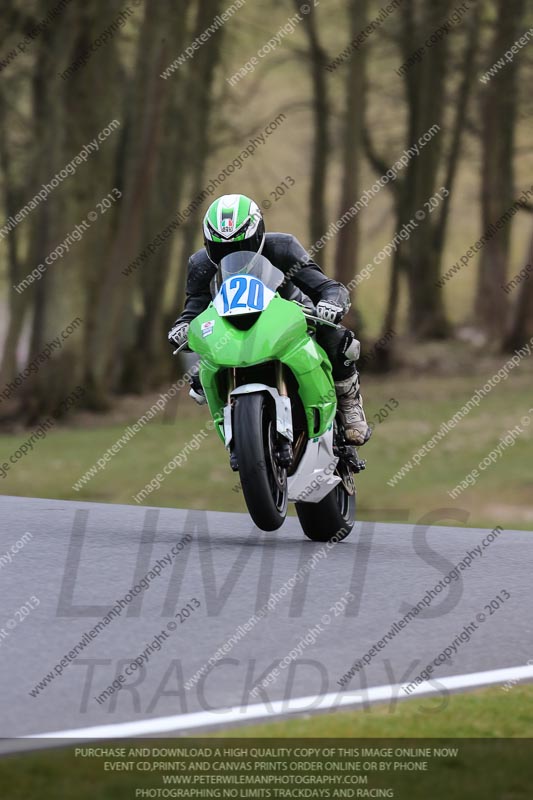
233, 393, 288, 531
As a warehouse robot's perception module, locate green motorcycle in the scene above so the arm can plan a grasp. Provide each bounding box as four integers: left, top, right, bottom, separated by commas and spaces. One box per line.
179, 250, 366, 542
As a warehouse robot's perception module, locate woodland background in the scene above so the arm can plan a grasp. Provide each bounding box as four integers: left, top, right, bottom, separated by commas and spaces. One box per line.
0, 0, 532, 421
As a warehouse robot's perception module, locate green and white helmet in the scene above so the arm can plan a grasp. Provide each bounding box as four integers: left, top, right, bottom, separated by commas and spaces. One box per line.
203, 194, 265, 265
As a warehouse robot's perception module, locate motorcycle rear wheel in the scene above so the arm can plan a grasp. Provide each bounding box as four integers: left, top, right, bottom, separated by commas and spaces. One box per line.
295, 482, 355, 542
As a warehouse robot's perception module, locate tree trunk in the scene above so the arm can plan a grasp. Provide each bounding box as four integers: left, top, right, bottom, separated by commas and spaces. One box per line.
433, 0, 481, 255
475, 0, 525, 342
364, 0, 459, 340
133, 0, 224, 391
20, 3, 81, 418
86, 2, 172, 405
504, 224, 533, 350
333, 0, 367, 333
403, 0, 451, 338
296, 0, 330, 245
0, 85, 30, 391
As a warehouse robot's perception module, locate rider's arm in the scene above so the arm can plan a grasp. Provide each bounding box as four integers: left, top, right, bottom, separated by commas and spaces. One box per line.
173, 253, 216, 325
278, 234, 350, 310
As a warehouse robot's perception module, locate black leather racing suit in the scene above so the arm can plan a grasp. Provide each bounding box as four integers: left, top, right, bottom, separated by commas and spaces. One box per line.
174, 233, 357, 381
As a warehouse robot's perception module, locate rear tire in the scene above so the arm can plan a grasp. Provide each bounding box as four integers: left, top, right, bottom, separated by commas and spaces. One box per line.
295, 482, 355, 542
233, 393, 288, 531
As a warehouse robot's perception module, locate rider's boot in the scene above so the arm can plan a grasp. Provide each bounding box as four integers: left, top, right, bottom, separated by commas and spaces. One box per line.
335, 373, 372, 446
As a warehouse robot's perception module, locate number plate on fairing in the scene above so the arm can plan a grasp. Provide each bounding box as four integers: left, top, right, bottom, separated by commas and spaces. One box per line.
213, 275, 275, 317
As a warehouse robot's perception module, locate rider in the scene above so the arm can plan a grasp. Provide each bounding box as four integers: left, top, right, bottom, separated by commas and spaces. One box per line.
168, 194, 371, 445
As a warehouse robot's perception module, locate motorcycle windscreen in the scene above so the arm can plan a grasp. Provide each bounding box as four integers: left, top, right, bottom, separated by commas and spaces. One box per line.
212, 251, 285, 294
212, 251, 285, 317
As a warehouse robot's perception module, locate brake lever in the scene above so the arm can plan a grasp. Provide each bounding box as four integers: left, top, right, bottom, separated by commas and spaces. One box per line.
172, 341, 190, 355
301, 312, 342, 329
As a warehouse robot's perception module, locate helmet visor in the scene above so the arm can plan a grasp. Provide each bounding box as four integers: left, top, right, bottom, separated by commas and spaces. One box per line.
205, 217, 265, 266
206, 236, 258, 266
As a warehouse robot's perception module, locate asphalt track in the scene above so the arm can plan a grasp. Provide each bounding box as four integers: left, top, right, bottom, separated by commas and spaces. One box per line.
1, 494, 532, 746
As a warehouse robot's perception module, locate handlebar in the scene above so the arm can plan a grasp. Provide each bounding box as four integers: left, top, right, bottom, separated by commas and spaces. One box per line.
173, 301, 342, 355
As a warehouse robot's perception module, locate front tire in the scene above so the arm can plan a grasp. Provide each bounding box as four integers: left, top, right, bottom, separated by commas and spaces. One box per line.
295, 482, 355, 542
233, 393, 288, 531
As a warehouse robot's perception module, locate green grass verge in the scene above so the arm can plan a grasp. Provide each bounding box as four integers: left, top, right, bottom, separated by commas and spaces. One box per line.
1, 686, 532, 800
222, 683, 533, 738
0, 370, 532, 530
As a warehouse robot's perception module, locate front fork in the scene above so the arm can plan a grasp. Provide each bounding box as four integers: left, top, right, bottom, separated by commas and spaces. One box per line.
227, 368, 236, 401
275, 362, 292, 467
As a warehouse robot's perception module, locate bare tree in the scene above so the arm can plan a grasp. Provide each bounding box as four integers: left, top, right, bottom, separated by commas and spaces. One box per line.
86, 2, 175, 405
295, 0, 330, 244
504, 223, 533, 350
333, 0, 368, 331
365, 0, 481, 341
475, 0, 525, 342
0, 84, 31, 390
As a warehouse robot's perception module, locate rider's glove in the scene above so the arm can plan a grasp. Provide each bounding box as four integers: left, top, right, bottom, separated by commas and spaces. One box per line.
316, 300, 344, 324
168, 321, 190, 349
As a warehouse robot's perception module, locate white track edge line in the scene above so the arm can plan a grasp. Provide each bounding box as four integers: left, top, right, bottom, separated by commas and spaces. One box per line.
27, 663, 533, 739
